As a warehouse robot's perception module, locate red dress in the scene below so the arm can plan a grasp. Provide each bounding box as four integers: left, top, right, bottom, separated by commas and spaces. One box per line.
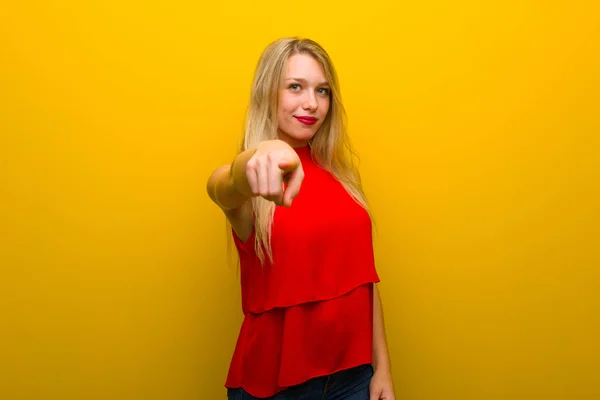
225, 145, 380, 398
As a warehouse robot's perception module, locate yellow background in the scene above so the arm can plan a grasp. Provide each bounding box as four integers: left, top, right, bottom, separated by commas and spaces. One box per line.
1, 1, 599, 399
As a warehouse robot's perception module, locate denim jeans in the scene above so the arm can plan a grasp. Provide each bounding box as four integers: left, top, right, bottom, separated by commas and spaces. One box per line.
227, 364, 373, 400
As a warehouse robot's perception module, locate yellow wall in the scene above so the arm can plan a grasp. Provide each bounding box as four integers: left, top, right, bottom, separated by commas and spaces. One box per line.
1, 1, 598, 399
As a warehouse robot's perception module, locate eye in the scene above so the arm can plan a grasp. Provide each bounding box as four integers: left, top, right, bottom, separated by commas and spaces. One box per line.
289, 84, 301, 91
317, 87, 330, 96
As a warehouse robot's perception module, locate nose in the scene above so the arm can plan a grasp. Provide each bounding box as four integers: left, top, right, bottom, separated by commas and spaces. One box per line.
302, 92, 318, 112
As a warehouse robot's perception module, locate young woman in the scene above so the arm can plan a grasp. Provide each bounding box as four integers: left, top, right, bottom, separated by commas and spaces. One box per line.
206, 37, 395, 400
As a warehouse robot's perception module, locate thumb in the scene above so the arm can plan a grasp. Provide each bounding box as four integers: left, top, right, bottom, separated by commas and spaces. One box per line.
277, 158, 298, 172
370, 386, 379, 400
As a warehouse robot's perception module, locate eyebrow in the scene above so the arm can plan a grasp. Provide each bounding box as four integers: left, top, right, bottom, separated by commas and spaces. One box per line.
286, 77, 330, 86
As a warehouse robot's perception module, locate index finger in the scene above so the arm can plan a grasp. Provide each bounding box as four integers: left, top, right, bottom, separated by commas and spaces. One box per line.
282, 165, 303, 207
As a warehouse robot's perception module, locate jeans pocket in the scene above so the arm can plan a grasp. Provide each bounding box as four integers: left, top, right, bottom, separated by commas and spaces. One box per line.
360, 364, 374, 381
227, 388, 244, 400
352, 363, 374, 379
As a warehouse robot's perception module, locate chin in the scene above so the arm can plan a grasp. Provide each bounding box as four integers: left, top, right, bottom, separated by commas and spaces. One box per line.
294, 130, 316, 139
279, 128, 316, 143
279, 118, 322, 138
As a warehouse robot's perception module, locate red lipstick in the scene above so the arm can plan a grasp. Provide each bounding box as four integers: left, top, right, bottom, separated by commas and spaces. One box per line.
295, 116, 318, 125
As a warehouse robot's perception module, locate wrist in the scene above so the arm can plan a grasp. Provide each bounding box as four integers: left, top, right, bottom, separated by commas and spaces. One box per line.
373, 351, 391, 374
373, 361, 391, 374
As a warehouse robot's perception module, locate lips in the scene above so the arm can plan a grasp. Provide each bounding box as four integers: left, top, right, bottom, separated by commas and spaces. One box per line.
294, 116, 318, 125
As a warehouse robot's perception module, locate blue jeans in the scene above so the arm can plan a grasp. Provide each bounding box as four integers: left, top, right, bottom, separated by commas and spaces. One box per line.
227, 364, 373, 400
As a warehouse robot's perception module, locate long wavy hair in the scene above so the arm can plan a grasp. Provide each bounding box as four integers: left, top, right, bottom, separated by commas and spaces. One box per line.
238, 37, 371, 264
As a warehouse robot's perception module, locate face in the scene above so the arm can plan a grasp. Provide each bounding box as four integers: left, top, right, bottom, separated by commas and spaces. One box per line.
276, 53, 331, 148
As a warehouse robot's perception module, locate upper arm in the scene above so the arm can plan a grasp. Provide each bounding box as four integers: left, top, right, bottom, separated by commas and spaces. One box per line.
224, 201, 254, 242
206, 165, 254, 242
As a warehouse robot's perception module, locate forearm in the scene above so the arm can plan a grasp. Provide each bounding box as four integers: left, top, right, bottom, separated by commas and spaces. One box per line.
207, 148, 257, 210
373, 283, 392, 373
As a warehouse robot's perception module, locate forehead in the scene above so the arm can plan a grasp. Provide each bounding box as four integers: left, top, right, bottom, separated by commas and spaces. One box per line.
284, 53, 326, 80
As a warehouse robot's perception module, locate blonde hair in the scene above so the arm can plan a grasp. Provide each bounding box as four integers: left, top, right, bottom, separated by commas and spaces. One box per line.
240, 37, 371, 264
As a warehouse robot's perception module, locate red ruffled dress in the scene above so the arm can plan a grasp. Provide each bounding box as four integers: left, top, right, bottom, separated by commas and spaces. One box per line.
225, 145, 380, 398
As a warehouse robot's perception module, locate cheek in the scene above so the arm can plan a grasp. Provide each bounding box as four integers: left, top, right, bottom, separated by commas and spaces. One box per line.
277, 99, 291, 124
278, 93, 295, 114
320, 98, 331, 117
